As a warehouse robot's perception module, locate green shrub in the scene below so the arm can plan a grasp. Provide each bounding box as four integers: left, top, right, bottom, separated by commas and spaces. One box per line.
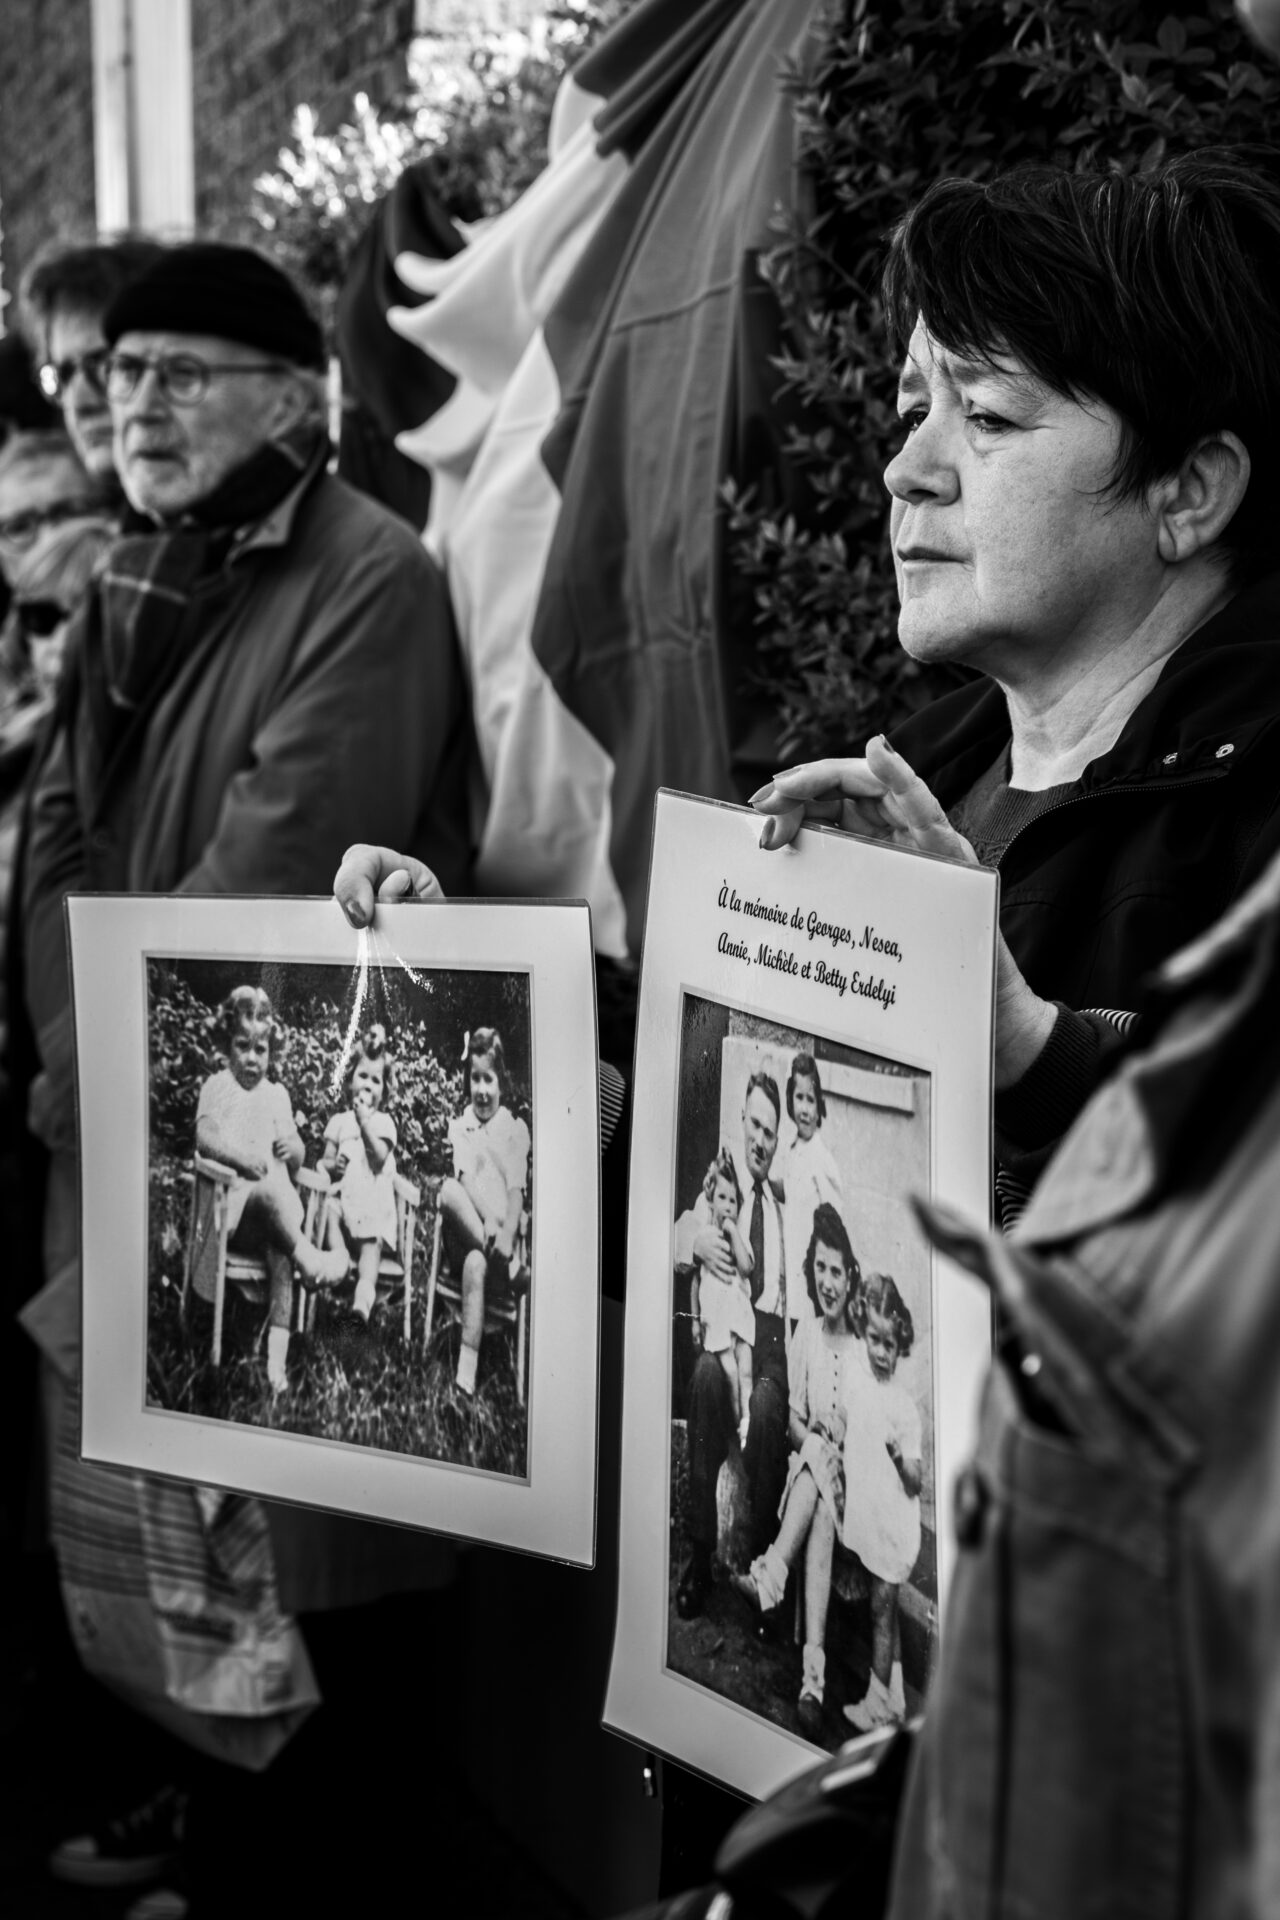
728, 0, 1280, 759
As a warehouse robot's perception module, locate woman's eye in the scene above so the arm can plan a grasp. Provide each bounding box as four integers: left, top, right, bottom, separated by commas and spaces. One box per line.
966, 409, 1013, 435
897, 407, 928, 435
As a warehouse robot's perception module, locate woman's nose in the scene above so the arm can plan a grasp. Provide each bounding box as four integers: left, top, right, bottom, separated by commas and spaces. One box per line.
883, 413, 958, 504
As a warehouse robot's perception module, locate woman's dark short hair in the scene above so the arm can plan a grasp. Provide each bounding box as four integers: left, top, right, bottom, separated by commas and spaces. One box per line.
882, 148, 1280, 585
803, 1201, 861, 1324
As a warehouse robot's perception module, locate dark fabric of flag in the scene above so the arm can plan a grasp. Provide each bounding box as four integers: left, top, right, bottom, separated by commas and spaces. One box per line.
339, 0, 829, 958
335, 161, 465, 530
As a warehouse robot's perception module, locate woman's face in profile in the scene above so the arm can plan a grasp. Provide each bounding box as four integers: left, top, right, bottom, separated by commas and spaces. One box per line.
882, 318, 1162, 682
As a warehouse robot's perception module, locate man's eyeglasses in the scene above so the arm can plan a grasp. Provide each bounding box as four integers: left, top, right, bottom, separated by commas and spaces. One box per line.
102, 351, 291, 406
0, 498, 108, 550
38, 351, 110, 401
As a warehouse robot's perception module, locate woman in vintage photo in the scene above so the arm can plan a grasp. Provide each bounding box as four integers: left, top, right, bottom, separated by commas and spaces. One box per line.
732, 1200, 861, 1737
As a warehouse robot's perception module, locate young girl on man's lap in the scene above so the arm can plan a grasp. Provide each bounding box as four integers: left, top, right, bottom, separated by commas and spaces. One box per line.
320, 1023, 399, 1327
690, 1148, 755, 1444
733, 1201, 861, 1735
440, 1027, 530, 1398
195, 985, 345, 1390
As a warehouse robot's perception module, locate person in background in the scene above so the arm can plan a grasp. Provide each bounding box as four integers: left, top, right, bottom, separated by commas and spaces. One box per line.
15, 241, 473, 1920
20, 237, 168, 488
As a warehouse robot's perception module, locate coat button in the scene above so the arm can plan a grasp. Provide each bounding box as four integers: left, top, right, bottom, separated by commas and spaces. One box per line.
1215, 743, 1234, 759
953, 1462, 988, 1548
1161, 752, 1177, 766
90, 828, 113, 853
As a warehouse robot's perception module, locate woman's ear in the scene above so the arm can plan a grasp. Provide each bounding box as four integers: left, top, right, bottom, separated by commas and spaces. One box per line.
1154, 430, 1251, 564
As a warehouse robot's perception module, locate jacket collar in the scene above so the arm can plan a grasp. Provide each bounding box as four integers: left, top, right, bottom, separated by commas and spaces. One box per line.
890, 567, 1280, 808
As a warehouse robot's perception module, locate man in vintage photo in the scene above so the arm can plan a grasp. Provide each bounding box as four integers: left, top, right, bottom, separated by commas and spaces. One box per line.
673, 1070, 790, 1619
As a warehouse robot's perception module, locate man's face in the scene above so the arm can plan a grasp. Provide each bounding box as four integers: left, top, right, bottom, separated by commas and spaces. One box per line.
47, 305, 114, 479
111, 330, 296, 520
741, 1086, 779, 1184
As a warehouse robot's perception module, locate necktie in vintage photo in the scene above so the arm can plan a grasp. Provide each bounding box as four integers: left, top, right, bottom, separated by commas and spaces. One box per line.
749, 1179, 765, 1304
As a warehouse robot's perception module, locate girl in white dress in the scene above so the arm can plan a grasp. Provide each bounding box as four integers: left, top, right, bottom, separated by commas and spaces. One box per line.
841, 1271, 922, 1732
732, 1201, 861, 1737
320, 1023, 399, 1327
773, 1053, 843, 1328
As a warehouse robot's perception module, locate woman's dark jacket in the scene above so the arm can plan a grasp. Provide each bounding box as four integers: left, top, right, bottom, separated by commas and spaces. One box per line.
890, 568, 1280, 1200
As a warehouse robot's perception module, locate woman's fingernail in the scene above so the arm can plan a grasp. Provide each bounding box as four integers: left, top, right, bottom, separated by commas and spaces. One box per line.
748, 783, 774, 807
876, 734, 898, 755
759, 817, 776, 850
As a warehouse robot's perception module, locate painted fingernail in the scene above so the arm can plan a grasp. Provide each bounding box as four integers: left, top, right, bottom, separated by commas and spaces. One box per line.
759, 817, 776, 850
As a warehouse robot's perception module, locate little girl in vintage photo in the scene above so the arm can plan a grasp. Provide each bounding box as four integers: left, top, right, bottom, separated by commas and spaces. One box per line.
440, 1026, 531, 1399
841, 1270, 923, 1732
320, 1022, 399, 1327
733, 1201, 861, 1736
690, 1147, 755, 1445
773, 1053, 843, 1328
195, 985, 346, 1390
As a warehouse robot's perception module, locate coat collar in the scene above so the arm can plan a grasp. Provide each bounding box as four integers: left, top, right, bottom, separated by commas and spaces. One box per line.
890, 567, 1280, 809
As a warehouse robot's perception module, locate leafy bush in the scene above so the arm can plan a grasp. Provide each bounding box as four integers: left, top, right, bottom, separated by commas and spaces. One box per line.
249, 2, 631, 331
728, 0, 1280, 759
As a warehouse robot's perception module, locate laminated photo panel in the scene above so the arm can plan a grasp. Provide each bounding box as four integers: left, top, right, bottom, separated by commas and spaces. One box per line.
69, 894, 600, 1567
605, 791, 997, 1798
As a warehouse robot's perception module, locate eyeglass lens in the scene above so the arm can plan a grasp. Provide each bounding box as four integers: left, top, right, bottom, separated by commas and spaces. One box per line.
104, 354, 210, 404
39, 352, 109, 401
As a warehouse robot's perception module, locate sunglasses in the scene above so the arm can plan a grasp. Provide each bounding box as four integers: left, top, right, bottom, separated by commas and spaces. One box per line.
0, 497, 108, 550
39, 350, 110, 401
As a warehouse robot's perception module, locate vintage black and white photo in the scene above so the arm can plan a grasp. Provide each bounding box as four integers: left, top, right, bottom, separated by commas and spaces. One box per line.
607, 791, 996, 1798
666, 997, 937, 1754
72, 894, 599, 1564
146, 954, 533, 1477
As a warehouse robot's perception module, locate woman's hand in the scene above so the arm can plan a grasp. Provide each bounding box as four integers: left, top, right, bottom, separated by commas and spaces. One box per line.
753, 736, 1058, 1087
751, 735, 976, 861
333, 844, 447, 928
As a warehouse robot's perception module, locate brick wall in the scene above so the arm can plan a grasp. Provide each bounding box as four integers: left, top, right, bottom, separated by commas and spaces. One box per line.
0, 0, 97, 314
192, 0, 417, 241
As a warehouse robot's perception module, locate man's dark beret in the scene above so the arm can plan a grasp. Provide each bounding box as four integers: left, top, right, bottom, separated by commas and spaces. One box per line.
103, 242, 326, 370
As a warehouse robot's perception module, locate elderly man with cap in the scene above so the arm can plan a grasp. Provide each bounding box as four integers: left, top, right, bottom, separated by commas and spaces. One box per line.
13, 243, 470, 1914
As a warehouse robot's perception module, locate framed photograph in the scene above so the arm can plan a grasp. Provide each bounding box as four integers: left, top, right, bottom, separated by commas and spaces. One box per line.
604, 792, 998, 1797
68, 894, 600, 1567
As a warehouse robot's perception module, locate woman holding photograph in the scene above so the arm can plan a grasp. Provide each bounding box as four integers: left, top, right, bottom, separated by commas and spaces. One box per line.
751, 150, 1280, 1221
